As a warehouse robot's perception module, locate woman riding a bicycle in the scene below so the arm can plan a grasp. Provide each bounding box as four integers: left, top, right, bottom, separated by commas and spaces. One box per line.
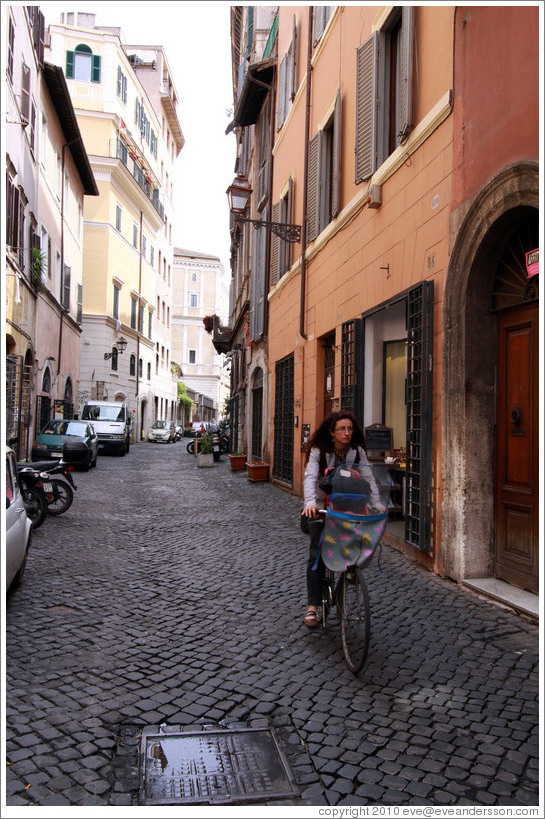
301, 410, 381, 629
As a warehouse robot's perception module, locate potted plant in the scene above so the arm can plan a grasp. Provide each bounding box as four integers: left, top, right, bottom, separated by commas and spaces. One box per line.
228, 451, 246, 471
197, 432, 214, 468
245, 461, 269, 482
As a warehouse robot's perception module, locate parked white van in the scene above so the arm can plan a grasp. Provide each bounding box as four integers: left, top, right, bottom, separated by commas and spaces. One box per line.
81, 400, 131, 456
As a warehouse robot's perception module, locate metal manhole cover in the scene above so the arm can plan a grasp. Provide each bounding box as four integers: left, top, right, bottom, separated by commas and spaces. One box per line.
139, 727, 299, 805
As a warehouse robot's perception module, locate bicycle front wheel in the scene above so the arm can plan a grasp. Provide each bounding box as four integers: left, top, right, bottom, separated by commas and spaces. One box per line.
338, 568, 370, 674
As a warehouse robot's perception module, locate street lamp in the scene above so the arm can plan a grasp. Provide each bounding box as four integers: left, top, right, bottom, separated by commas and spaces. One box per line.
226, 174, 301, 244
104, 336, 128, 360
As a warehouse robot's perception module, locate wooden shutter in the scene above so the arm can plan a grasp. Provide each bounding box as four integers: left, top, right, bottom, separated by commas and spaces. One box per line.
21, 63, 31, 122
313, 6, 326, 44
63, 265, 71, 311
355, 33, 378, 184
398, 5, 414, 142
331, 91, 342, 219
270, 200, 281, 286
306, 132, 320, 242
66, 50, 74, 79
117, 66, 122, 96
290, 15, 297, 101
277, 55, 286, 129
91, 55, 101, 83
77, 284, 83, 324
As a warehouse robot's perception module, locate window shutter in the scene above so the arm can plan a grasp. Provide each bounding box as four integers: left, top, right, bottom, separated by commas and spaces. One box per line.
21, 63, 31, 122
331, 91, 342, 219
313, 6, 326, 44
270, 200, 281, 286
66, 50, 74, 78
398, 5, 414, 143
33, 11, 45, 67
355, 33, 378, 184
135, 97, 140, 125
117, 65, 122, 96
306, 132, 320, 242
290, 15, 297, 101
91, 54, 101, 83
76, 284, 83, 325
277, 55, 286, 129
63, 265, 71, 311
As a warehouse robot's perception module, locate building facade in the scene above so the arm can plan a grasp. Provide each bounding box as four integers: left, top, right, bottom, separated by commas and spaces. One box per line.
46, 12, 184, 441
5, 5, 98, 459
226, 5, 539, 597
172, 248, 230, 422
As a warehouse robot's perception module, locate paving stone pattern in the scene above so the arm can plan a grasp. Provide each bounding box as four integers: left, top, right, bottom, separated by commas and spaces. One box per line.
5, 443, 539, 808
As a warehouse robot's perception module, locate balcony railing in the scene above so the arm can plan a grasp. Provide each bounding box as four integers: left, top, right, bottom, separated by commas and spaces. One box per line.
114, 138, 164, 220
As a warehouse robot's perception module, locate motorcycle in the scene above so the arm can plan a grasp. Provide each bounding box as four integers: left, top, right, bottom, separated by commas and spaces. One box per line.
185, 429, 229, 460
20, 458, 77, 517
16, 463, 49, 529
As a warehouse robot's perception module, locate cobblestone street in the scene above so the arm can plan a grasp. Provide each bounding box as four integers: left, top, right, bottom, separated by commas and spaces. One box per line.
4, 442, 540, 811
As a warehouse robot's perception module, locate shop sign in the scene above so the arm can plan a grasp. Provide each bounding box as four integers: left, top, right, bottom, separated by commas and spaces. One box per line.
526, 248, 539, 278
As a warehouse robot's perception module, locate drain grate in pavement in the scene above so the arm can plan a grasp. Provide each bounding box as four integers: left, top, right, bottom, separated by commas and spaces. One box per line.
138, 726, 299, 805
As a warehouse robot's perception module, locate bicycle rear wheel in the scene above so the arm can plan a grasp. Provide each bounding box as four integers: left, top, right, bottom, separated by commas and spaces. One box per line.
338, 568, 370, 673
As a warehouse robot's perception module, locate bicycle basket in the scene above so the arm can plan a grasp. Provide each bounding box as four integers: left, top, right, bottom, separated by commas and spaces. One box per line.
320, 463, 392, 571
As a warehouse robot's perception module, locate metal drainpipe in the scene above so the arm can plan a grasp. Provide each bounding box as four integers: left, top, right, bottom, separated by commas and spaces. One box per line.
300, 5, 313, 340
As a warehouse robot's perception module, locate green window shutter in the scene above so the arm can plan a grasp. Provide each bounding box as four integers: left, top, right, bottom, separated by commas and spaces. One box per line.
270, 200, 281, 286
355, 32, 378, 184
66, 50, 74, 78
331, 90, 342, 219
398, 5, 414, 143
306, 132, 320, 242
117, 65, 122, 96
91, 54, 101, 83
135, 98, 140, 125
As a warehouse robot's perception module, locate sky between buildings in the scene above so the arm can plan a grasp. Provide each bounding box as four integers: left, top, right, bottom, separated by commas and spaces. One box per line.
39, 0, 237, 276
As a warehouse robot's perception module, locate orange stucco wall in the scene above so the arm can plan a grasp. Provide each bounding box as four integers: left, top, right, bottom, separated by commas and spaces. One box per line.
267, 6, 456, 568
452, 5, 540, 210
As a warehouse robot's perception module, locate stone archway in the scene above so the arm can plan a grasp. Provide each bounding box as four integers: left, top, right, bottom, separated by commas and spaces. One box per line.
442, 160, 539, 582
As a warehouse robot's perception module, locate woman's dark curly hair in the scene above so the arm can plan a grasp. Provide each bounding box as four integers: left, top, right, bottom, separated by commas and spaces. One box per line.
304, 410, 366, 466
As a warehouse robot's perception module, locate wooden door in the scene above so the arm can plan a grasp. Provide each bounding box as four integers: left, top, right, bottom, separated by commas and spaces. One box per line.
495, 304, 538, 593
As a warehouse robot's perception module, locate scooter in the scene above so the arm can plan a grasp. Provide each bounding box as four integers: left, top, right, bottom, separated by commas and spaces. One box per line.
30, 458, 77, 516
16, 463, 49, 529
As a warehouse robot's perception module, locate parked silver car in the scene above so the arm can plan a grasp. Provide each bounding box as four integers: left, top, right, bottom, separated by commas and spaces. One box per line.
5, 447, 33, 592
148, 420, 176, 443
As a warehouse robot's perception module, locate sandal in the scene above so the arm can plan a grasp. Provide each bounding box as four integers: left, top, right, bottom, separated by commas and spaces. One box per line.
303, 608, 318, 628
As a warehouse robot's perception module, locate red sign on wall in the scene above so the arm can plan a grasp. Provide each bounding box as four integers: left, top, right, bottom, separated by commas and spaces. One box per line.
526, 248, 539, 278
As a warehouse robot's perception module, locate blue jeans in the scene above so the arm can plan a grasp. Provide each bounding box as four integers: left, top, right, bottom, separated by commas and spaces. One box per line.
306, 517, 325, 606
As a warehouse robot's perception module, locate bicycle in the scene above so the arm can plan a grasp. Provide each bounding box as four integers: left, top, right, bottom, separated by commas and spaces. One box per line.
312, 462, 392, 674
321, 562, 371, 674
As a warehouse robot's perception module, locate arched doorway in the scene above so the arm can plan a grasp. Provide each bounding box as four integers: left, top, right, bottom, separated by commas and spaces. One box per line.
442, 161, 539, 593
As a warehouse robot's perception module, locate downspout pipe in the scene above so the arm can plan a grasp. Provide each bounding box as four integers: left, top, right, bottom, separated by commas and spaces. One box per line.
300, 5, 313, 340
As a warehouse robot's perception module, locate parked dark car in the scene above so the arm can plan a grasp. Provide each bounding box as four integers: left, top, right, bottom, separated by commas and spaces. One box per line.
31, 420, 99, 470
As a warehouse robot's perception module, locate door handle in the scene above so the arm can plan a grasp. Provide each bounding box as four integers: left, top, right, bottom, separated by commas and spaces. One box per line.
510, 405, 522, 426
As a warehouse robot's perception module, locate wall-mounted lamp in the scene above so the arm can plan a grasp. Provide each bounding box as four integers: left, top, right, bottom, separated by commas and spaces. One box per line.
226, 174, 301, 244
104, 336, 127, 360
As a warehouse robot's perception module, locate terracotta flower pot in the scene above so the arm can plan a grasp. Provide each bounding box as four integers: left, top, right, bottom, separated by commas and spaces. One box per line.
228, 454, 246, 471
246, 462, 269, 482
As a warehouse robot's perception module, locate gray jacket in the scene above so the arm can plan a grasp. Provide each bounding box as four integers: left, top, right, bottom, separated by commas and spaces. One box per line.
303, 445, 381, 509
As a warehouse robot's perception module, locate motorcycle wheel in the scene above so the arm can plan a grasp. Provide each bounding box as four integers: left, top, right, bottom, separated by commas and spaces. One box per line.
45, 479, 74, 516
186, 440, 199, 454
23, 487, 48, 529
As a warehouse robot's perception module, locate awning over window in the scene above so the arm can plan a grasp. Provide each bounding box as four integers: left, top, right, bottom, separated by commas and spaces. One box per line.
226, 58, 275, 133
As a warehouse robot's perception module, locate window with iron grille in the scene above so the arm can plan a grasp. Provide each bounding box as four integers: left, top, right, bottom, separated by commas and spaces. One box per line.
341, 319, 362, 413
273, 354, 294, 484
